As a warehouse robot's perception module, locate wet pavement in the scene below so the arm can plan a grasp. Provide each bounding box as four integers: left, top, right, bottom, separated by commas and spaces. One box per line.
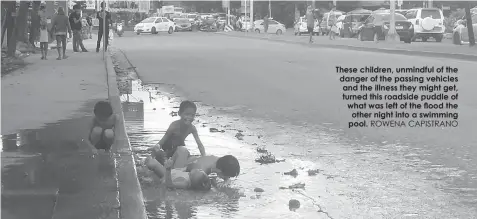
112, 32, 477, 218
1, 101, 119, 219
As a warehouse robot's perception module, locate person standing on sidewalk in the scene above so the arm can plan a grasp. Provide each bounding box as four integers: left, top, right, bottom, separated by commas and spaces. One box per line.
39, 4, 49, 60
69, 4, 88, 53
306, 6, 315, 43
263, 15, 269, 34
96, 2, 112, 53
86, 14, 93, 39
51, 7, 72, 60
328, 6, 338, 40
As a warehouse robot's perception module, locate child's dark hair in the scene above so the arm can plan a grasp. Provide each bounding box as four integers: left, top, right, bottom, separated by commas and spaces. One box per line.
94, 101, 113, 118
178, 101, 197, 114
216, 155, 240, 178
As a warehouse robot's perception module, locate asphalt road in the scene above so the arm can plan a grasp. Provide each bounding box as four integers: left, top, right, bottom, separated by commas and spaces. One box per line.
114, 31, 477, 217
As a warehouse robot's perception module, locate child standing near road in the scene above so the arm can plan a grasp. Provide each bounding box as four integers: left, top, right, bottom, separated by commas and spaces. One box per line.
153, 100, 206, 161
87, 101, 116, 154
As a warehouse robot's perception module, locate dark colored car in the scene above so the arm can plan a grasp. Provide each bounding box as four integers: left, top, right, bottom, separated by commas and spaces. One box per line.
357, 13, 414, 43
174, 18, 192, 31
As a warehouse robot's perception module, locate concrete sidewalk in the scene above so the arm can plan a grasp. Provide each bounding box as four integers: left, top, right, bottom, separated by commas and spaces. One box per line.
219, 30, 477, 61
1, 50, 119, 219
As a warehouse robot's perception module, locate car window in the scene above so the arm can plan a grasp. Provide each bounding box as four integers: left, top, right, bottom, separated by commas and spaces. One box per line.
420, 9, 441, 19
269, 20, 278, 25
365, 16, 374, 24
405, 10, 416, 19
162, 18, 169, 23
141, 18, 156, 23
154, 18, 161, 23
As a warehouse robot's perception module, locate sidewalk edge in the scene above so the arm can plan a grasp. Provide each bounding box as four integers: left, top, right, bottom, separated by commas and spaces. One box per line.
105, 53, 148, 219
217, 33, 477, 62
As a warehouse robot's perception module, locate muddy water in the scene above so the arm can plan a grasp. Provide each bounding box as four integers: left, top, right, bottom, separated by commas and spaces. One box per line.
120, 79, 476, 219
111, 48, 476, 218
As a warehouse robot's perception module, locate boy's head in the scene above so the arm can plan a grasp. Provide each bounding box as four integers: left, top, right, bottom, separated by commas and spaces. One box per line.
178, 101, 197, 125
94, 101, 113, 121
215, 155, 240, 180
189, 169, 211, 191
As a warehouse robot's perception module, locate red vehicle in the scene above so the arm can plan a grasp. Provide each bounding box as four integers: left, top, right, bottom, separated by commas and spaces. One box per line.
357, 12, 414, 43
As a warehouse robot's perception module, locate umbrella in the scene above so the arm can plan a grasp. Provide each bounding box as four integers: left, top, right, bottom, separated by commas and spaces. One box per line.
348, 8, 372, 14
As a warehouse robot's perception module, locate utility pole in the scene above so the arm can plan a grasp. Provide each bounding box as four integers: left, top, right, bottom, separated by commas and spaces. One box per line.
250, 0, 254, 30
464, 1, 475, 46
385, 0, 400, 43
244, 0, 247, 32
269, 0, 271, 17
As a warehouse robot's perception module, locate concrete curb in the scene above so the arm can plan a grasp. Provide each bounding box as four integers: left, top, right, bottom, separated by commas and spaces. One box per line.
218, 33, 477, 62
105, 53, 148, 219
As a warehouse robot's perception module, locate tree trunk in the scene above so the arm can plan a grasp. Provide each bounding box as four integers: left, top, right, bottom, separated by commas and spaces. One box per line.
464, 2, 475, 46
15, 1, 29, 43
2, 1, 15, 47
6, 2, 16, 56
29, 1, 41, 48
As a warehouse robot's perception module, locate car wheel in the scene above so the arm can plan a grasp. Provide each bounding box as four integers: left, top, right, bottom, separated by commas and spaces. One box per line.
151, 27, 156, 34
168, 27, 173, 34
435, 34, 443, 42
404, 38, 411, 43
136, 32, 140, 35
255, 29, 260, 34
276, 29, 283, 35
453, 32, 462, 45
422, 37, 428, 42
298, 32, 302, 36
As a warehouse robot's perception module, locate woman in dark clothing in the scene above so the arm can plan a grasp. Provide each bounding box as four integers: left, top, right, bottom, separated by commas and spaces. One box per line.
51, 7, 72, 60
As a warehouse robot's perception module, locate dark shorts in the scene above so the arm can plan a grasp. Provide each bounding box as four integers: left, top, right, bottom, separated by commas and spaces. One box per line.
307, 27, 314, 33
92, 129, 112, 151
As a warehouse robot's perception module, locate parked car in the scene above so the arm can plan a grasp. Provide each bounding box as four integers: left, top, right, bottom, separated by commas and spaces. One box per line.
319, 11, 344, 36
340, 13, 371, 38
405, 8, 445, 42
240, 17, 252, 31
254, 19, 286, 35
357, 12, 414, 43
295, 16, 320, 35
174, 18, 192, 31
452, 13, 477, 45
134, 17, 175, 35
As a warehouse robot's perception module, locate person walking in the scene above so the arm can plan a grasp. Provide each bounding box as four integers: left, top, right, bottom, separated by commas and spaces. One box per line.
263, 15, 269, 34
96, 2, 112, 52
306, 6, 315, 43
86, 14, 93, 39
39, 4, 49, 60
51, 7, 72, 60
328, 6, 338, 40
69, 4, 88, 52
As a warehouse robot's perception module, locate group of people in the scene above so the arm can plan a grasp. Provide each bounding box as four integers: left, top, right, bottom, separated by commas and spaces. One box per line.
87, 100, 240, 192
38, 2, 112, 60
304, 5, 339, 44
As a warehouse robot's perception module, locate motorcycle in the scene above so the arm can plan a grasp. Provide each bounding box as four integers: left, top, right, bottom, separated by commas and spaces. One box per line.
116, 23, 124, 37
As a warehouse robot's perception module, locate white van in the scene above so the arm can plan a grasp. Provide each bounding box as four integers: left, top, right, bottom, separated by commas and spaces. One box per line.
319, 11, 344, 36
405, 8, 445, 42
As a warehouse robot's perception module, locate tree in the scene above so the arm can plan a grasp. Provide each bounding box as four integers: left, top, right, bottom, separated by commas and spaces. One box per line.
2, 1, 15, 48
29, 1, 41, 48
464, 1, 475, 46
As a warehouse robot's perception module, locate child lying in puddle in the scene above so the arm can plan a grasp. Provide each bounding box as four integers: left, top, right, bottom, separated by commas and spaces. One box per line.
150, 146, 240, 181
145, 151, 211, 191
87, 101, 116, 154
154, 100, 206, 158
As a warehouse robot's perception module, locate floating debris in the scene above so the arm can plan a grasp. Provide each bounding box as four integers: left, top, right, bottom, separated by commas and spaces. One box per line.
307, 169, 321, 176
255, 152, 285, 164
289, 199, 301, 211
169, 111, 178, 117
254, 187, 264, 193
256, 147, 268, 153
258, 135, 263, 139
279, 183, 306, 190
209, 128, 225, 133
152, 108, 156, 110
235, 132, 244, 140
284, 169, 298, 177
